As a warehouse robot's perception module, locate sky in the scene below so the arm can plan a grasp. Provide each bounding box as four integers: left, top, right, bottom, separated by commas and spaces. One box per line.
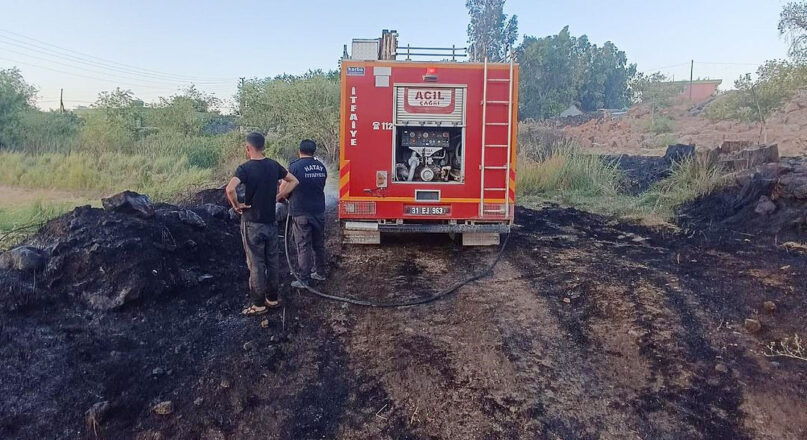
0, 0, 790, 111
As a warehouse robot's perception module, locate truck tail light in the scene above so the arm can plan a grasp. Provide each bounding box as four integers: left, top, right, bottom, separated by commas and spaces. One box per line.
340, 201, 376, 215
423, 67, 438, 82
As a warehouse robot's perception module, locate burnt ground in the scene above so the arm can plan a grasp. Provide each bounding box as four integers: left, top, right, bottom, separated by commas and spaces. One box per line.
604, 154, 671, 195
1, 203, 806, 439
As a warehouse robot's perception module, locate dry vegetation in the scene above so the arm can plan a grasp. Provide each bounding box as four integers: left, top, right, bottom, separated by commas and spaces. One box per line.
516, 126, 729, 224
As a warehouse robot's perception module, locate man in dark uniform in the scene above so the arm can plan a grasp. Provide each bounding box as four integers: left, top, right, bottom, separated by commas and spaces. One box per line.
226, 132, 299, 316
284, 139, 328, 288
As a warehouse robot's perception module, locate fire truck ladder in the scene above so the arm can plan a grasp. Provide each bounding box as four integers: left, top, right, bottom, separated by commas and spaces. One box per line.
479, 56, 514, 218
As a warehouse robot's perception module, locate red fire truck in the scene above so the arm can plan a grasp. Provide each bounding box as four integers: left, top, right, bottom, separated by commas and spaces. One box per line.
338, 31, 518, 245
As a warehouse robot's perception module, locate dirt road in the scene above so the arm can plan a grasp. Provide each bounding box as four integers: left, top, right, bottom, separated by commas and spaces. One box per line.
1, 205, 805, 439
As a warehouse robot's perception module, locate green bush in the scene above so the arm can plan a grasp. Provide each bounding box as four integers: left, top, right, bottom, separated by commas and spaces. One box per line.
15, 110, 82, 153
187, 144, 221, 169
704, 60, 807, 122
79, 111, 133, 155
0, 67, 37, 148
240, 70, 339, 163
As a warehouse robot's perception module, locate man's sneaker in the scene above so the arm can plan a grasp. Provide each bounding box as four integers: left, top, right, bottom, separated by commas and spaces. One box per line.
290, 280, 309, 289
310, 272, 327, 281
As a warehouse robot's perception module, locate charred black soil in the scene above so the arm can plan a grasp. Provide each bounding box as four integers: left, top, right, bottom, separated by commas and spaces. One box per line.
605, 154, 671, 194
1, 202, 805, 439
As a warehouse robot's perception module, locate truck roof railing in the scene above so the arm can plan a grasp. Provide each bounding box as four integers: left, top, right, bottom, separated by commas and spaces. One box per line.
394, 44, 468, 61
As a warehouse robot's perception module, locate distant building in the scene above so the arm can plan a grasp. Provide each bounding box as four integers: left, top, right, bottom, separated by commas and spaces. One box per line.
670, 79, 722, 102
559, 104, 583, 117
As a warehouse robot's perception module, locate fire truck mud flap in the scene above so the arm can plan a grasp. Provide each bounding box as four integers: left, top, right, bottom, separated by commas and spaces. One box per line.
342, 221, 509, 245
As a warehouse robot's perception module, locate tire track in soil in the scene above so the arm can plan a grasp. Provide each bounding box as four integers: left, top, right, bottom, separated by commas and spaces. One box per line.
324, 232, 532, 439
3, 203, 804, 439
505, 206, 749, 439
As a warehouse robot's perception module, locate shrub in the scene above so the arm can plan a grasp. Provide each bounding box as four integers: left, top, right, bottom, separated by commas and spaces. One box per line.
14, 110, 82, 153
0, 67, 37, 148
704, 60, 807, 122
79, 111, 133, 155
187, 144, 221, 169
240, 70, 340, 163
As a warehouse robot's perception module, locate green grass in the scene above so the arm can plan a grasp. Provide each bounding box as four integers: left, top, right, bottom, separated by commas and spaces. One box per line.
0, 151, 217, 201
517, 148, 623, 197
516, 147, 728, 225
0, 148, 228, 246
0, 199, 89, 229
0, 198, 97, 250
638, 157, 728, 219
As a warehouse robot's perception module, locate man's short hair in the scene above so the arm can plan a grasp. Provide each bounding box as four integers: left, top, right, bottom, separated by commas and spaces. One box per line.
299, 139, 316, 155
246, 132, 265, 151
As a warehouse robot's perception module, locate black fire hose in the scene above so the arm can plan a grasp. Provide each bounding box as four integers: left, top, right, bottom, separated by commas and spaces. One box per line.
282, 214, 510, 308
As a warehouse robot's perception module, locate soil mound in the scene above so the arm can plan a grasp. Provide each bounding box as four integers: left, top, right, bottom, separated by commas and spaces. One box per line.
0, 191, 241, 313
558, 91, 807, 156
181, 187, 229, 207
680, 157, 807, 239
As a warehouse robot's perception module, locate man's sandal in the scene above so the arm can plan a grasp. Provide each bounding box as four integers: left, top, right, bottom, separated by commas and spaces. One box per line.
241, 305, 269, 316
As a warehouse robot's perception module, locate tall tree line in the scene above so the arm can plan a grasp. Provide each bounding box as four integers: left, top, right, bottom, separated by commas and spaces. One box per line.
466, 1, 636, 120
516, 27, 636, 119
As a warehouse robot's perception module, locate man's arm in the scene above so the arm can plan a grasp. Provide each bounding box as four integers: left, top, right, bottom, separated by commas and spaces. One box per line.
225, 177, 250, 213
277, 173, 299, 201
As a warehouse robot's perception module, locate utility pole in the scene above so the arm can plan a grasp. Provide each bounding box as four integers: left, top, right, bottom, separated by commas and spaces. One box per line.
689, 60, 694, 101
59, 88, 65, 113
239, 77, 245, 117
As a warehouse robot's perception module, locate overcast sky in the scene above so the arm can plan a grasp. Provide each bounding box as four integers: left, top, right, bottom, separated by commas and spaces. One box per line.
0, 0, 790, 110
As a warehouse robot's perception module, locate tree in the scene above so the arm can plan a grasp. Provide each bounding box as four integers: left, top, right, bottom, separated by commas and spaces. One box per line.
779, 2, 807, 62
578, 41, 636, 111
93, 88, 145, 136
151, 85, 220, 136
466, 0, 518, 62
0, 67, 37, 148
239, 70, 340, 163
516, 27, 635, 119
516, 27, 583, 119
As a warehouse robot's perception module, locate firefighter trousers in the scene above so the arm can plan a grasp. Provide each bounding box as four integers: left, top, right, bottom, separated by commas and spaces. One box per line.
292, 214, 327, 282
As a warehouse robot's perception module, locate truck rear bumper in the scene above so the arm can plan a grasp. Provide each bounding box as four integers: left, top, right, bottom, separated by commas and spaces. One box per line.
343, 221, 510, 234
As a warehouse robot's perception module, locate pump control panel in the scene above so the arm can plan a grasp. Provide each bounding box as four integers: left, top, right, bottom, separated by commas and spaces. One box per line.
400, 129, 450, 148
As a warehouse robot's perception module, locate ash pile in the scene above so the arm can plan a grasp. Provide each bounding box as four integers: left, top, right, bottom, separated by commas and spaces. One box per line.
681, 142, 807, 239
0, 190, 242, 312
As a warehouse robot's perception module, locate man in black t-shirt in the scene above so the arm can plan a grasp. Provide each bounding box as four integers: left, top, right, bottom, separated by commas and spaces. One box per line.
226, 132, 298, 316
283, 139, 328, 288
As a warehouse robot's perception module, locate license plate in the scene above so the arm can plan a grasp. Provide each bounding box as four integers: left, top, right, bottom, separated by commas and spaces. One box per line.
404, 205, 451, 216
